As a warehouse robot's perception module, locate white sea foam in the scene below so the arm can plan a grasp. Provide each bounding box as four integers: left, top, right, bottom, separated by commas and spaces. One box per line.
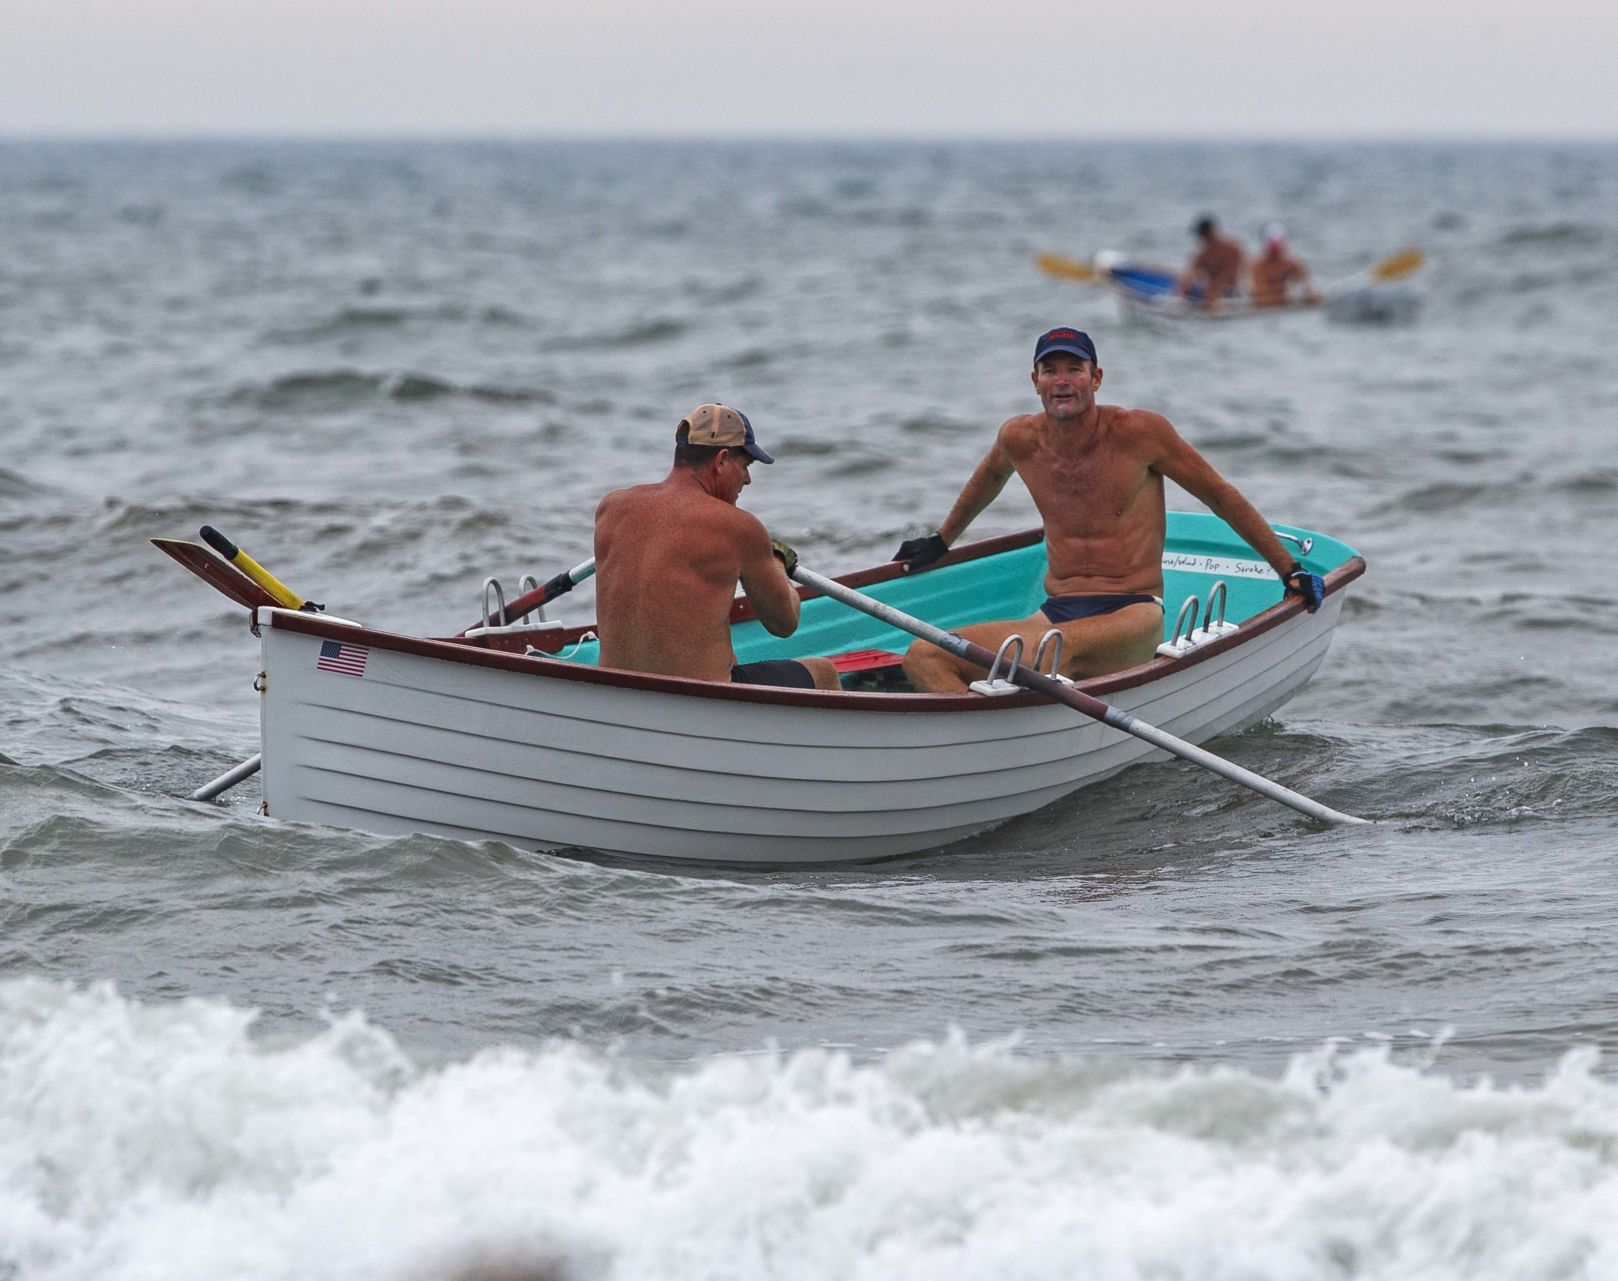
3, 978, 1617, 1281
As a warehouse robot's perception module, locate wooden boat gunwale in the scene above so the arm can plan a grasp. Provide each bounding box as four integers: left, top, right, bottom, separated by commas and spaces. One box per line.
257, 524, 1365, 714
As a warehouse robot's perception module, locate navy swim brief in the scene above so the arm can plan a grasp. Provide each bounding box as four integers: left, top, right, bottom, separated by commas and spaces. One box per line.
731, 658, 818, 689
1040, 593, 1164, 624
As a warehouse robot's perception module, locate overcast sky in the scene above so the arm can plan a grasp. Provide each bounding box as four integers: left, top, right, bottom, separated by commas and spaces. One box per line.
3, 0, 1611, 139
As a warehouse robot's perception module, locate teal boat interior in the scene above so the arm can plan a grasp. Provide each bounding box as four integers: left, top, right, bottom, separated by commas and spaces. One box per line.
556, 512, 1358, 672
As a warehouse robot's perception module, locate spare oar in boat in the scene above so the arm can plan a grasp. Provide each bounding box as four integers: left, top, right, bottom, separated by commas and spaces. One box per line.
789, 562, 1370, 828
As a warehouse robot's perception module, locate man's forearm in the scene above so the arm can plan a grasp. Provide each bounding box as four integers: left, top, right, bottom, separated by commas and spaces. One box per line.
1205, 486, 1296, 576
937, 464, 1012, 545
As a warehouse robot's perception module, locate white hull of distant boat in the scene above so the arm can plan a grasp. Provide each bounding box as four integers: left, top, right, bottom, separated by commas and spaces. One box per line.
1095, 252, 1420, 326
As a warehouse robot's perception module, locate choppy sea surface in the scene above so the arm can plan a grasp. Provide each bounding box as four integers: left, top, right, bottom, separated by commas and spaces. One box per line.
3, 139, 1617, 1279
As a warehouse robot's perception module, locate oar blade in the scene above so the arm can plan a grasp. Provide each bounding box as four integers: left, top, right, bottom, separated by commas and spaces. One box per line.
1369, 247, 1425, 283
152, 538, 281, 610
1035, 252, 1099, 284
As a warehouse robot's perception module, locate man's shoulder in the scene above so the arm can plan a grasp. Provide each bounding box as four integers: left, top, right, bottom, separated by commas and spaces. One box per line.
1102, 404, 1177, 447
998, 412, 1043, 447
1102, 403, 1169, 429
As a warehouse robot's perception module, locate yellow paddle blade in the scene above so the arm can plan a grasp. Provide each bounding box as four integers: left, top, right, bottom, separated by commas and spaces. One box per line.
1035, 252, 1099, 284
1369, 247, 1424, 283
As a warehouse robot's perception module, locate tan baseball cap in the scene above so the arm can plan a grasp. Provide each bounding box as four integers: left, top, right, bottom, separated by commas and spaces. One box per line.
677, 403, 774, 463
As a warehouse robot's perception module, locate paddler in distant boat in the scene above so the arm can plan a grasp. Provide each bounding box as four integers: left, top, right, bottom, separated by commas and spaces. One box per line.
593, 404, 842, 690
1250, 222, 1321, 308
1178, 214, 1245, 311
892, 328, 1325, 693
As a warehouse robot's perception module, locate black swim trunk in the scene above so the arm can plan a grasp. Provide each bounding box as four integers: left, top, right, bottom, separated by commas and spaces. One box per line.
1040, 593, 1164, 624
730, 659, 818, 689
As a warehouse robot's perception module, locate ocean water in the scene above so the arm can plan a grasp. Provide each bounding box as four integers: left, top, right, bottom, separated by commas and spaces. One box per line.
3, 138, 1617, 1279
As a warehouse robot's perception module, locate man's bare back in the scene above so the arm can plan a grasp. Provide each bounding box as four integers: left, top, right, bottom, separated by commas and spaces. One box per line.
593, 404, 840, 690
1181, 217, 1245, 309
596, 480, 781, 682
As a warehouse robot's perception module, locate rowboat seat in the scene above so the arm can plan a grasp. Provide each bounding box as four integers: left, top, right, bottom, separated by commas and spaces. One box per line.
827, 647, 908, 690
827, 648, 905, 673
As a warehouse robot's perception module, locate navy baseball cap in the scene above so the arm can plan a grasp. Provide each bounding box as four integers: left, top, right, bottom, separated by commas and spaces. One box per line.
1033, 327, 1098, 367
679, 403, 774, 463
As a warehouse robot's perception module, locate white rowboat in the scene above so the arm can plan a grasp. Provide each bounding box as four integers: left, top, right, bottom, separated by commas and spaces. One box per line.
159, 512, 1365, 864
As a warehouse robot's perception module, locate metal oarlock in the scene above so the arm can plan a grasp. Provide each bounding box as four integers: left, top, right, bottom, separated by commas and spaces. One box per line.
1275, 531, 1314, 556
1033, 628, 1075, 685
970, 635, 1025, 698
1157, 580, 1240, 660
1158, 595, 1202, 658
517, 574, 547, 623
467, 575, 565, 640
482, 577, 508, 629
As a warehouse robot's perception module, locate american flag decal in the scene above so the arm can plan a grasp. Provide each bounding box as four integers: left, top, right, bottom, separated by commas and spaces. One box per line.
315, 639, 369, 677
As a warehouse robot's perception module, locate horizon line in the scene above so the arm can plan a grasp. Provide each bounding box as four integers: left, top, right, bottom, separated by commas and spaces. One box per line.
3, 128, 1617, 147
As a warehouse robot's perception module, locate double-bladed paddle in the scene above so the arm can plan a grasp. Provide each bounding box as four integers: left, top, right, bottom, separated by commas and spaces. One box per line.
1322, 246, 1425, 293
1033, 251, 1102, 283
1037, 245, 1425, 296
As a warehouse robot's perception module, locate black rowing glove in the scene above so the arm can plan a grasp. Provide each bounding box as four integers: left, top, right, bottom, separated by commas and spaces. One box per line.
1283, 562, 1325, 613
892, 532, 950, 573
770, 538, 799, 576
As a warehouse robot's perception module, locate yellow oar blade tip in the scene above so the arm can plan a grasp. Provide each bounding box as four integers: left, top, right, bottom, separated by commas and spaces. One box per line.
1034, 252, 1098, 283
1371, 248, 1426, 282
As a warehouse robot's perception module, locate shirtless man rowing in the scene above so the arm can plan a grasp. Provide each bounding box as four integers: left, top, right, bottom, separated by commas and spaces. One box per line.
1179, 215, 1245, 311
593, 404, 841, 690
1250, 222, 1320, 308
892, 328, 1325, 694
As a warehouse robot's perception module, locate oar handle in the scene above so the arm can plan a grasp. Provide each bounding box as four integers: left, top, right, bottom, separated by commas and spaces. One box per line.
539, 559, 597, 604
199, 526, 317, 611
790, 563, 1368, 828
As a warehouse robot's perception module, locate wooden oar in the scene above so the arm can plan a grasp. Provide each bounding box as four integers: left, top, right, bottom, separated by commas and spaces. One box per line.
790, 563, 1369, 827
152, 538, 281, 610
199, 526, 320, 611
1034, 251, 1101, 284
460, 558, 595, 634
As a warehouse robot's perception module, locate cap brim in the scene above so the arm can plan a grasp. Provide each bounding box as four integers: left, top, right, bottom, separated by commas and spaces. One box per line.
1035, 344, 1096, 364
743, 441, 774, 464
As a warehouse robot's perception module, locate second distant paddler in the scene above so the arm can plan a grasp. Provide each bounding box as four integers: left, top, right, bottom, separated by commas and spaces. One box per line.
1250, 222, 1320, 308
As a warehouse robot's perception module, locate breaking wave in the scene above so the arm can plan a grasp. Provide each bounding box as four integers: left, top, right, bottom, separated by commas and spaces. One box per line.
3, 980, 1617, 1281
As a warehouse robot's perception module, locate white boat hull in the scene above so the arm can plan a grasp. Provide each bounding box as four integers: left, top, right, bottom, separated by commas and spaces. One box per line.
256, 592, 1346, 864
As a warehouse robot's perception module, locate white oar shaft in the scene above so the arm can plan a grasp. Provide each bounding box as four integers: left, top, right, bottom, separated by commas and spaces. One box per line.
792, 565, 1368, 827
191, 753, 262, 802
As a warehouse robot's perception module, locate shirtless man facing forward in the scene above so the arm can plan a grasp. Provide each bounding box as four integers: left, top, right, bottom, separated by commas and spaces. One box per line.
594, 403, 841, 690
1250, 222, 1320, 308
1179, 215, 1245, 311
892, 328, 1325, 694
